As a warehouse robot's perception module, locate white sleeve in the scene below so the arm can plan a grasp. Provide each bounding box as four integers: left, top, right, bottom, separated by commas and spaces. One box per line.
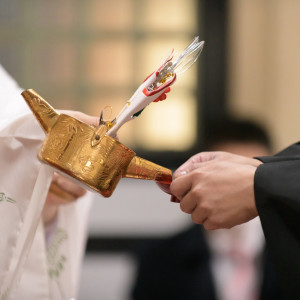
0, 64, 53, 299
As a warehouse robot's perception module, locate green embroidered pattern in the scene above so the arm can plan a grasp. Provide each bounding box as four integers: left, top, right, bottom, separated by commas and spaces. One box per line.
48, 255, 67, 279
47, 228, 68, 279
47, 228, 69, 299
0, 288, 9, 300
0, 192, 16, 204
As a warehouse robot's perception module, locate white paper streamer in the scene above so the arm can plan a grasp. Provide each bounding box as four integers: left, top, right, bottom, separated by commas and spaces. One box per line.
1, 165, 53, 300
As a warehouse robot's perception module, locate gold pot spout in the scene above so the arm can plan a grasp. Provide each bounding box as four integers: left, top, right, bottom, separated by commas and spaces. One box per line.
21, 89, 59, 134
124, 156, 172, 184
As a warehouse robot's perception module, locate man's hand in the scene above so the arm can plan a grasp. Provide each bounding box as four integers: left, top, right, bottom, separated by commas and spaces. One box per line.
170, 152, 262, 230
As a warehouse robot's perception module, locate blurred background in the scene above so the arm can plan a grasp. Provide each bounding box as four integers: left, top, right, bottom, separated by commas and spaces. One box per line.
1, 0, 300, 299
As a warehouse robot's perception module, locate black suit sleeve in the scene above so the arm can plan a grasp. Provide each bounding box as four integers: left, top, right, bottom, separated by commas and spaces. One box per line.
254, 143, 300, 300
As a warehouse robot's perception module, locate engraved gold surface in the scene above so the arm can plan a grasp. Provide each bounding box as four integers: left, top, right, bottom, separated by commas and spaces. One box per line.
125, 156, 172, 184
22, 89, 59, 134
39, 114, 135, 197
22, 89, 172, 197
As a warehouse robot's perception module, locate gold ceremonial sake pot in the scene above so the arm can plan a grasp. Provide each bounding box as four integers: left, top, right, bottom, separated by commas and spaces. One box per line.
22, 89, 172, 197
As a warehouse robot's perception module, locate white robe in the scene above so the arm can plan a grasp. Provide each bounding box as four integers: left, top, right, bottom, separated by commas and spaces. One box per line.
0, 65, 92, 300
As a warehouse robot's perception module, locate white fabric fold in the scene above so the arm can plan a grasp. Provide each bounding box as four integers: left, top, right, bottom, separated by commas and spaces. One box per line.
3, 165, 53, 299
0, 65, 93, 299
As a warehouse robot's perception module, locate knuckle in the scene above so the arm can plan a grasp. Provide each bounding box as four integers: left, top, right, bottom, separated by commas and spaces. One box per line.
190, 187, 202, 200
199, 201, 211, 214
203, 222, 216, 231
212, 219, 222, 229
224, 223, 234, 229
169, 183, 178, 197
210, 216, 224, 229
191, 213, 202, 224
179, 201, 186, 212
180, 201, 191, 214
193, 169, 203, 179
190, 154, 201, 164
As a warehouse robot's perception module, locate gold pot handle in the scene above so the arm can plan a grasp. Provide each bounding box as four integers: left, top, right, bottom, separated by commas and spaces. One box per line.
22, 89, 59, 134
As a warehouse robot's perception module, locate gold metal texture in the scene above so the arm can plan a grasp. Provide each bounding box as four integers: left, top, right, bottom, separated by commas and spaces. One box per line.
21, 89, 172, 197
